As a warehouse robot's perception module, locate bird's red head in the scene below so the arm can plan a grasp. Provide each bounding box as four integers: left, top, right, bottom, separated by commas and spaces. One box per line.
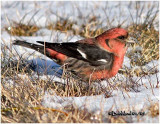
96, 28, 129, 57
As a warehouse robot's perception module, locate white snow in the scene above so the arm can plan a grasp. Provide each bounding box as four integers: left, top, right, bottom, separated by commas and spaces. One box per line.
42, 88, 159, 113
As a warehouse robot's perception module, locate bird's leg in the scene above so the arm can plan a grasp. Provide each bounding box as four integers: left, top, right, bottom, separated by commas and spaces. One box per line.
88, 68, 96, 94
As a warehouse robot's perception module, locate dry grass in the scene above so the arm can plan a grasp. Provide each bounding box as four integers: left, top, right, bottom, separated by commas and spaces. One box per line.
1, 1, 159, 123
47, 16, 104, 38
1, 44, 105, 123
5, 22, 40, 36
128, 24, 159, 66
148, 102, 159, 117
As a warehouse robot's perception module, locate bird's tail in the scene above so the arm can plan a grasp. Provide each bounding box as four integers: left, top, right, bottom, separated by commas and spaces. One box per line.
13, 40, 45, 54
13, 40, 67, 63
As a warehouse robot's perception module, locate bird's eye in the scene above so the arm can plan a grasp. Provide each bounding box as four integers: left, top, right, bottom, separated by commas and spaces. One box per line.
105, 39, 110, 47
118, 36, 125, 40
105, 39, 112, 48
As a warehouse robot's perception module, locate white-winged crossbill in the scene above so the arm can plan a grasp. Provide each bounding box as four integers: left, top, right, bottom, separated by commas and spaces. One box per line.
13, 28, 134, 81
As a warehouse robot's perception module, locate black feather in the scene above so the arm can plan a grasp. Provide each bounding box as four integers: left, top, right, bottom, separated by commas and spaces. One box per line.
36, 41, 113, 66
37, 41, 83, 60
13, 40, 50, 57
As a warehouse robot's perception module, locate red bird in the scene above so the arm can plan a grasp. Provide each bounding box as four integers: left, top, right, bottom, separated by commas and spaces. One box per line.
13, 28, 134, 81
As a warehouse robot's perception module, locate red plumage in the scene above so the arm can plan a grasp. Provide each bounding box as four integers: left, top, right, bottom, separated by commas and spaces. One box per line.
13, 28, 132, 81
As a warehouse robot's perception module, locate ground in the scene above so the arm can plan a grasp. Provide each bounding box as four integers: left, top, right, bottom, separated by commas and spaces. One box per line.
1, 1, 159, 123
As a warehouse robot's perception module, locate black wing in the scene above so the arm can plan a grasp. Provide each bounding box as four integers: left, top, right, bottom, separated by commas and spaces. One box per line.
37, 41, 113, 66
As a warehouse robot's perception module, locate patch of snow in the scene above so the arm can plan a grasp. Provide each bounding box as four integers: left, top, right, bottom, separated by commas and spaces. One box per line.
123, 56, 131, 68
42, 88, 159, 113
